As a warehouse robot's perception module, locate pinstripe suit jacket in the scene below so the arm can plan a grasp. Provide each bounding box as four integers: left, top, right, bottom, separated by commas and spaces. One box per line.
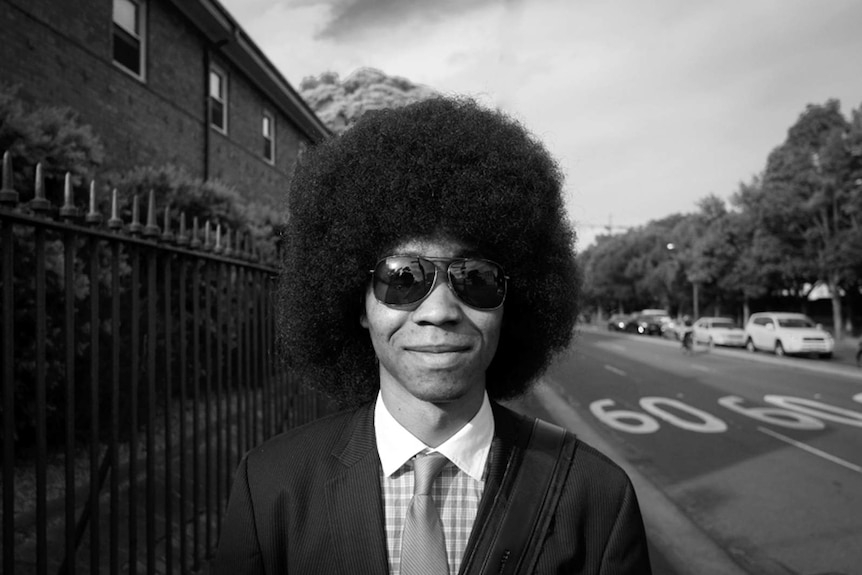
212, 401, 651, 574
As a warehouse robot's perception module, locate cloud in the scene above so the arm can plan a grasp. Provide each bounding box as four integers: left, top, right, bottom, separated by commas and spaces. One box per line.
304, 0, 502, 40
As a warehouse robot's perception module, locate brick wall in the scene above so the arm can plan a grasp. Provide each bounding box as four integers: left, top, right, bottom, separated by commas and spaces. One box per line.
0, 0, 312, 209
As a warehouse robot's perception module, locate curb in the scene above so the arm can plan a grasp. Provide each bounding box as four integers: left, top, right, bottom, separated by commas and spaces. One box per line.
532, 378, 750, 575
583, 325, 862, 381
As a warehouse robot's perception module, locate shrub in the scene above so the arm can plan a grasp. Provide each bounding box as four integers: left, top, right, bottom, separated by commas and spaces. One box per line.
0, 83, 104, 203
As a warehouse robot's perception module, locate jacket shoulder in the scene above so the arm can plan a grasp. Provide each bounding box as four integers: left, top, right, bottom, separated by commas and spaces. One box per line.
244, 403, 372, 472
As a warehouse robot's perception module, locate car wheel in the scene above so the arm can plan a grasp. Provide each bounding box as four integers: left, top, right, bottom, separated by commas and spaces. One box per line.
819, 352, 832, 360
746, 339, 756, 353
775, 341, 785, 357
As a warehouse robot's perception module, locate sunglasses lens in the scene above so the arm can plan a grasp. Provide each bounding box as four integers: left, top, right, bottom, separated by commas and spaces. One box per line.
372, 256, 507, 309
448, 259, 506, 309
372, 257, 437, 306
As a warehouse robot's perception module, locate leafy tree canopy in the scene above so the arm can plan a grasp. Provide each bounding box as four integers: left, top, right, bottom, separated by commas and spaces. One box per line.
299, 68, 438, 134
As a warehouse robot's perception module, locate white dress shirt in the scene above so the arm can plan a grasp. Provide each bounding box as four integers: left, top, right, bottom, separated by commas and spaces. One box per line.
375, 391, 494, 574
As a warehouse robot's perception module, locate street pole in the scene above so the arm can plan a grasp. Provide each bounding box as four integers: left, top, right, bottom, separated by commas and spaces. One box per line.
693, 282, 699, 319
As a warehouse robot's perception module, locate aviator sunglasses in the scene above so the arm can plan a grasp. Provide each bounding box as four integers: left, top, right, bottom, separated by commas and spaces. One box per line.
370, 255, 508, 310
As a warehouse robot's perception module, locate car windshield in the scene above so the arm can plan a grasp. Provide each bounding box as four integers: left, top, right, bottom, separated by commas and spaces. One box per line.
777, 317, 815, 328
712, 320, 738, 329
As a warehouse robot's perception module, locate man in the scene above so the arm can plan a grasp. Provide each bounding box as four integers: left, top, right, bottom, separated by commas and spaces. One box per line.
214, 96, 651, 574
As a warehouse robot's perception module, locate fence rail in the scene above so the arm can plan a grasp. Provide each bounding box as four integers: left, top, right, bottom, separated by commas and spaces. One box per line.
0, 152, 331, 574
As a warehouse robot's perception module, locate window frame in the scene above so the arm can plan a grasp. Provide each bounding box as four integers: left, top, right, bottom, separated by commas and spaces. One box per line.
209, 65, 228, 134
262, 109, 276, 164
112, 0, 147, 80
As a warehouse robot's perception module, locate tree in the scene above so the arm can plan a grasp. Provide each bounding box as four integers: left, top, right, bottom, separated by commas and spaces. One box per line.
756, 100, 862, 338
299, 68, 437, 134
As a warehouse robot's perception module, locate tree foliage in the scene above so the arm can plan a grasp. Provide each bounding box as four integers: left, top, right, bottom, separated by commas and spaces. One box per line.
299, 68, 438, 134
579, 99, 862, 336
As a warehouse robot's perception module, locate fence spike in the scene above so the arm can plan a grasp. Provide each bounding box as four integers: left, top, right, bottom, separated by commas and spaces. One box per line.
129, 194, 143, 235
85, 180, 103, 225
161, 206, 175, 242
214, 224, 224, 254
177, 212, 189, 246
59, 172, 78, 219
143, 189, 160, 237
203, 220, 212, 251
0, 151, 18, 206
224, 228, 234, 257
29, 162, 52, 214
108, 189, 123, 230
190, 216, 202, 249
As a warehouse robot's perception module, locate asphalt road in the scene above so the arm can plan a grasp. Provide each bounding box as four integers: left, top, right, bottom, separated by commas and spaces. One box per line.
515, 328, 862, 575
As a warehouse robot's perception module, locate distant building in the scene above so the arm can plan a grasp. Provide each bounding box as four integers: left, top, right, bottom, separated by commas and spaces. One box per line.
0, 0, 330, 206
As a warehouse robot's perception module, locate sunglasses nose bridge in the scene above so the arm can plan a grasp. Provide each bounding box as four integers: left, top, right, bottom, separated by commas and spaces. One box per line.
411, 268, 466, 321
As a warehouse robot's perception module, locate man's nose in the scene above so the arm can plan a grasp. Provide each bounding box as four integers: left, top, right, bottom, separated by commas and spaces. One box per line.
411, 278, 463, 324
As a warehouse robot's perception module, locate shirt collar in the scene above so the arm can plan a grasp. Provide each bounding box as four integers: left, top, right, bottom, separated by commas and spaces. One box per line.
374, 391, 494, 482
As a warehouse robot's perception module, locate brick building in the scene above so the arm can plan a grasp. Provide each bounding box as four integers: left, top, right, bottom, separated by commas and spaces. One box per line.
0, 0, 330, 207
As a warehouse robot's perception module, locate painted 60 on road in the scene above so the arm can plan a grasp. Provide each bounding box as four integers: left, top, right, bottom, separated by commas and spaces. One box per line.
590, 393, 862, 434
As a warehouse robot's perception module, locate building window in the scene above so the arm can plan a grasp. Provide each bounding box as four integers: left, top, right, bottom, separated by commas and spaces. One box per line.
209, 66, 228, 133
112, 0, 146, 78
262, 111, 275, 163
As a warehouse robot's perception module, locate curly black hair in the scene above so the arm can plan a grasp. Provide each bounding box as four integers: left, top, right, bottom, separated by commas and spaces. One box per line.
279, 96, 579, 408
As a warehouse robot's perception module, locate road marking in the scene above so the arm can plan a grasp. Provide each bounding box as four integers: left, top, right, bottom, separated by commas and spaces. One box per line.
758, 426, 862, 474
691, 364, 712, 373
604, 364, 627, 377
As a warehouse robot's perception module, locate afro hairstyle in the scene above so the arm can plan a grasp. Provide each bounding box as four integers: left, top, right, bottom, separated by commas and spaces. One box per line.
278, 96, 580, 409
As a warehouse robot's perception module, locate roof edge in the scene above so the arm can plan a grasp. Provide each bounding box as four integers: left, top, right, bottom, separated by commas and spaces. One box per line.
166, 0, 331, 143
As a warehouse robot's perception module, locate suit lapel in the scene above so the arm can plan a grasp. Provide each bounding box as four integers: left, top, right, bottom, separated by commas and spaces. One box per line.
324, 403, 390, 573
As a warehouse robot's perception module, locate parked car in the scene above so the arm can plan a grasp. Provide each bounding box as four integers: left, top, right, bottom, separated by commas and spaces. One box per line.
744, 312, 834, 358
693, 317, 746, 347
607, 313, 632, 332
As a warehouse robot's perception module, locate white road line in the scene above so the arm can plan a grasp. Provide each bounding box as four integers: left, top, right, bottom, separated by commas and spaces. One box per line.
758, 426, 862, 474
604, 364, 627, 377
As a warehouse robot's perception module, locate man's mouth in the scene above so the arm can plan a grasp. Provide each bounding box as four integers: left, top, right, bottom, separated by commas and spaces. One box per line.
405, 344, 471, 353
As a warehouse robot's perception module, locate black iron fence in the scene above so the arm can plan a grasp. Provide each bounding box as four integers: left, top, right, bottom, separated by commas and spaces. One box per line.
0, 152, 332, 574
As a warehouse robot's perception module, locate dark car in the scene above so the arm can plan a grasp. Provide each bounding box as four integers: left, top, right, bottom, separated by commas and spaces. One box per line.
629, 314, 664, 336
607, 313, 632, 332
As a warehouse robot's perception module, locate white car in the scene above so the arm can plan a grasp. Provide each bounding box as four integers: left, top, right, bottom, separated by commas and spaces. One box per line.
744, 312, 834, 358
693, 317, 746, 347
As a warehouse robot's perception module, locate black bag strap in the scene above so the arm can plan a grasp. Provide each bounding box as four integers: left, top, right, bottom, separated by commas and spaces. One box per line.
464, 417, 578, 574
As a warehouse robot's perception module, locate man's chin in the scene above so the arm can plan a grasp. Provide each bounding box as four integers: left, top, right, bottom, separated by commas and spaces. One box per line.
411, 378, 484, 405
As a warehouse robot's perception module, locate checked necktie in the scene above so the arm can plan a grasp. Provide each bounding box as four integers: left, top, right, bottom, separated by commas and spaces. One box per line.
400, 452, 450, 575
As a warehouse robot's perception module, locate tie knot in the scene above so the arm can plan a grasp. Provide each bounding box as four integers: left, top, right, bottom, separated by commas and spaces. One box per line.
412, 452, 448, 495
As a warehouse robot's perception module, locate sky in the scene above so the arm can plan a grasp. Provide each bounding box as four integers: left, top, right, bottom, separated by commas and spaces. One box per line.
218, 0, 862, 248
